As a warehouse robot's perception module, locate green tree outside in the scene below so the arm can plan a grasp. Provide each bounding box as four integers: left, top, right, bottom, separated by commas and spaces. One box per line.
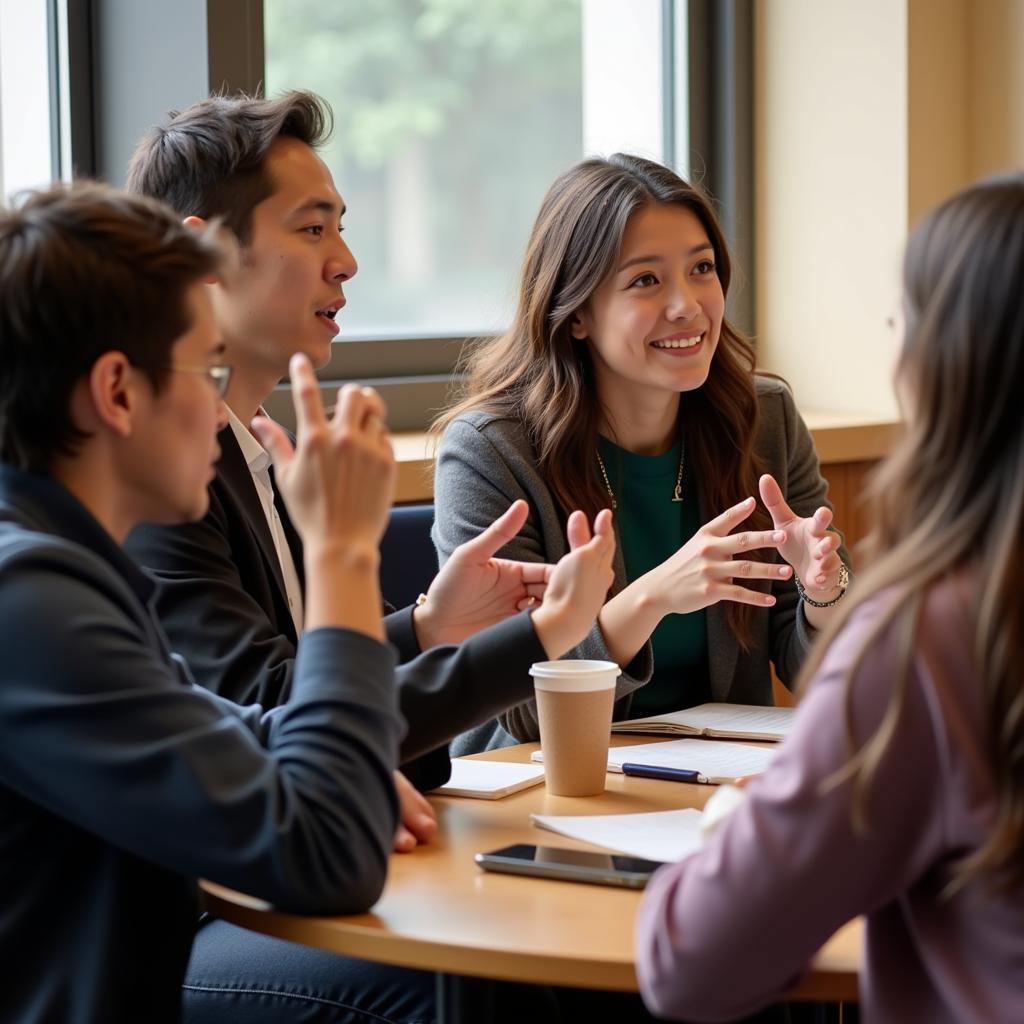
265, 0, 583, 335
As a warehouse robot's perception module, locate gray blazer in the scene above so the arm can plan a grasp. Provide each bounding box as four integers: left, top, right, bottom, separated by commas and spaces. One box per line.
432, 377, 848, 752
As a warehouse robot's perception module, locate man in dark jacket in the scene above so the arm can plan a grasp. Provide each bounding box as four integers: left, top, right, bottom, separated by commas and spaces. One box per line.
124, 91, 592, 801
0, 182, 404, 1023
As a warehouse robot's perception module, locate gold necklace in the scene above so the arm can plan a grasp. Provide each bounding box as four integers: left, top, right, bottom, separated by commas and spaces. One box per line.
595, 440, 685, 511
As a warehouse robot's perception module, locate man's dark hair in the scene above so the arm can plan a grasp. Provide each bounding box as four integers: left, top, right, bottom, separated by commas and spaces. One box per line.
126, 91, 333, 244
0, 181, 222, 471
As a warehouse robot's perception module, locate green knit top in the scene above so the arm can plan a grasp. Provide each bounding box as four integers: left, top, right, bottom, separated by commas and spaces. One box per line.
597, 434, 710, 716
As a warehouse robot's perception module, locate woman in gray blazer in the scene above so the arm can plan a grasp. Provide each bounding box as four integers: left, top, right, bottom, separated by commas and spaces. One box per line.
433, 154, 850, 753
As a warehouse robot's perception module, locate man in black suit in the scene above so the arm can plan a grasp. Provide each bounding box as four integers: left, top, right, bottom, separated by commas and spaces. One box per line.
124, 91, 617, 1022
125, 89, 587, 782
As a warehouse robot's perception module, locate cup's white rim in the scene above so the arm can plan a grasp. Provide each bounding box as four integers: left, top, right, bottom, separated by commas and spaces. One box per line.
529, 659, 620, 677
531, 660, 620, 693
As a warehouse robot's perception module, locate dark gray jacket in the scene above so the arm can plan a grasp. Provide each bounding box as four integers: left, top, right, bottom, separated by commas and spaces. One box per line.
433, 377, 848, 752
0, 466, 402, 1023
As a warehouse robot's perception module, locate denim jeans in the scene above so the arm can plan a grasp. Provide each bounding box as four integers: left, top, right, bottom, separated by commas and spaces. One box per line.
183, 919, 435, 1024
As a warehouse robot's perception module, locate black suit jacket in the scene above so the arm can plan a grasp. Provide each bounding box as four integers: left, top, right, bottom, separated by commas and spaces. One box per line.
126, 425, 547, 790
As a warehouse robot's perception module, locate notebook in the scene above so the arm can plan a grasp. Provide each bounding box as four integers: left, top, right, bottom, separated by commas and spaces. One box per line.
433, 758, 546, 799
611, 702, 795, 742
531, 737, 776, 785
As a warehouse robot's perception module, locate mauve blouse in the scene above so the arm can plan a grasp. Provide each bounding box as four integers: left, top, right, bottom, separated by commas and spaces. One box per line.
635, 576, 1024, 1023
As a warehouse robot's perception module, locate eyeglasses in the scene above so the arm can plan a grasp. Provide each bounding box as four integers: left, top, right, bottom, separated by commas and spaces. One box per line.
166, 364, 233, 398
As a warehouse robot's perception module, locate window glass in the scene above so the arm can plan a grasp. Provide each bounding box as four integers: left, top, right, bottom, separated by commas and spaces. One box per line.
0, 0, 55, 202
265, 0, 585, 338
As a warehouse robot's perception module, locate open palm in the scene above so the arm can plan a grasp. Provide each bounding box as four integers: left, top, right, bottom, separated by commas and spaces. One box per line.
758, 474, 842, 590
416, 500, 552, 647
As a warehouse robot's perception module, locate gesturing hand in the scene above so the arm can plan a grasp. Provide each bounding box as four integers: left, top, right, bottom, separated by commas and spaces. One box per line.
758, 474, 843, 595
414, 500, 554, 649
252, 354, 395, 560
391, 771, 437, 853
531, 509, 616, 659
646, 497, 791, 616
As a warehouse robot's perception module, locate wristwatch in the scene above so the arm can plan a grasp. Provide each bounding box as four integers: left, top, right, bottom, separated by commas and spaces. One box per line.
794, 562, 849, 608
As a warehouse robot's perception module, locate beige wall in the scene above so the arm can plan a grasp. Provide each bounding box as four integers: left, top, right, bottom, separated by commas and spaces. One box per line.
754, 0, 1024, 419
754, 0, 906, 418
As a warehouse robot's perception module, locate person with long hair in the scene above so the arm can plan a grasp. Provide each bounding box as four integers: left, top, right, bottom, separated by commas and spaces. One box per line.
634, 173, 1024, 1021
433, 154, 849, 752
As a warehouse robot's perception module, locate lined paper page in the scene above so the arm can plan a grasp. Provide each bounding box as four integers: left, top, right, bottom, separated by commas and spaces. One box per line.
612, 703, 795, 740
606, 738, 776, 782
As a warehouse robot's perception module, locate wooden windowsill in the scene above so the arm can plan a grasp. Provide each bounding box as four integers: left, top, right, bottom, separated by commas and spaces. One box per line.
798, 412, 902, 463
393, 415, 902, 505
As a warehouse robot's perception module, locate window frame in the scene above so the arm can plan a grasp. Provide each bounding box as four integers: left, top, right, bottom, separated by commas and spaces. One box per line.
254, 0, 715, 431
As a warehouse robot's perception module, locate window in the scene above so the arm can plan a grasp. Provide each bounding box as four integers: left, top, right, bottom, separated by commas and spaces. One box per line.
264, 0, 688, 342
0, 1, 748, 431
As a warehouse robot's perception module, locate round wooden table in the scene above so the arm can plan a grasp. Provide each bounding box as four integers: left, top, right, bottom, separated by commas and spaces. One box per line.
203, 740, 861, 1020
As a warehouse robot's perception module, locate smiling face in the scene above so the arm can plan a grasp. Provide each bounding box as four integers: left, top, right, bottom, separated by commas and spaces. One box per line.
571, 202, 725, 437
210, 136, 357, 380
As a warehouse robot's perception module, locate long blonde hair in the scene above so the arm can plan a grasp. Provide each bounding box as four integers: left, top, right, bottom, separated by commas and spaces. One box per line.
798, 173, 1024, 892
435, 154, 769, 648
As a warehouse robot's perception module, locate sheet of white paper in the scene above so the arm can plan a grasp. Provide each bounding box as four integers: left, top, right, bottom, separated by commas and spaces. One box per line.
612, 702, 795, 739
531, 808, 704, 863
531, 739, 775, 782
435, 759, 545, 798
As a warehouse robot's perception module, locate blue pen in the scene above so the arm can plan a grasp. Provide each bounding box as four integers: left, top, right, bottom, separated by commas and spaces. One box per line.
621, 763, 704, 784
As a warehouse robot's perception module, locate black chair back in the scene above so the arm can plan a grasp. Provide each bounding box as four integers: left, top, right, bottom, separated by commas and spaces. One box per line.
379, 504, 437, 611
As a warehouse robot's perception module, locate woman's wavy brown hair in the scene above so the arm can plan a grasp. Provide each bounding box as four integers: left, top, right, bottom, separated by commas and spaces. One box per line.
797, 172, 1024, 892
435, 154, 769, 648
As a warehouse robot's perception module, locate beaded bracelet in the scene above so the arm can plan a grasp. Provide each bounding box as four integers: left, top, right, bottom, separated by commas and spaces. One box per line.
794, 563, 849, 608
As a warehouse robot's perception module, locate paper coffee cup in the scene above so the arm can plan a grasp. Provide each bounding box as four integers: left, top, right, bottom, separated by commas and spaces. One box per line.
531, 660, 620, 796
